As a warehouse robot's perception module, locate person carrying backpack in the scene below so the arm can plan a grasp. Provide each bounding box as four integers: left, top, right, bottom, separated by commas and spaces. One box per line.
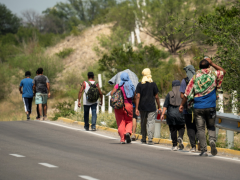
110, 72, 135, 144
78, 72, 103, 131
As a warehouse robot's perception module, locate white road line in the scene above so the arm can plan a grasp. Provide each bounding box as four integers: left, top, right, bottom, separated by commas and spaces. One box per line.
39, 121, 240, 163
9, 154, 25, 157
38, 163, 58, 168
79, 175, 99, 180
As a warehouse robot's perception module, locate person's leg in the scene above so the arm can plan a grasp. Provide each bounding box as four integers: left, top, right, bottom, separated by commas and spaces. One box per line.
43, 104, 47, 120
169, 125, 178, 147
140, 111, 147, 142
195, 109, 207, 153
124, 103, 133, 143
115, 108, 125, 142
25, 98, 32, 120
91, 103, 97, 130
177, 124, 185, 150
38, 103, 43, 119
84, 105, 90, 130
206, 108, 217, 156
35, 93, 43, 120
36, 104, 40, 120
147, 111, 155, 142
185, 114, 197, 148
132, 107, 137, 140
22, 98, 28, 116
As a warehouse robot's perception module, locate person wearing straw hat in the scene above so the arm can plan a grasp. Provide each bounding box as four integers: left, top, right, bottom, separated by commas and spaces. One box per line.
135, 68, 161, 145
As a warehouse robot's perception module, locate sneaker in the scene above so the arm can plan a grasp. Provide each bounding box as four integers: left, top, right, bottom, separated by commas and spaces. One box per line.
210, 140, 218, 156
39, 116, 43, 121
43, 116, 47, 121
141, 139, 146, 144
131, 135, 136, 141
178, 137, 184, 150
199, 151, 208, 156
84, 127, 89, 131
120, 141, 126, 144
148, 141, 154, 145
125, 133, 131, 144
190, 147, 196, 152
27, 114, 30, 120
92, 128, 96, 131
172, 146, 178, 151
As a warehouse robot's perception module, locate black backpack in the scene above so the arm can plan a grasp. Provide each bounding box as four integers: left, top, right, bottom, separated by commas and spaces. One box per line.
86, 81, 100, 102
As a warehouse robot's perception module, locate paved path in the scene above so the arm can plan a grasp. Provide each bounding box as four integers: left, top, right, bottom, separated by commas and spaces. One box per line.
0, 121, 240, 180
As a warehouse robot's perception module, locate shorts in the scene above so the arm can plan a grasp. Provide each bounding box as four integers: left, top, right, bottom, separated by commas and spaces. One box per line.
23, 97, 33, 114
35, 93, 48, 105
133, 107, 137, 119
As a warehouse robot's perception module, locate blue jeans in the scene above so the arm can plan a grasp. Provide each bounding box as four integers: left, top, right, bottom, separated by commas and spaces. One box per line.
84, 103, 97, 130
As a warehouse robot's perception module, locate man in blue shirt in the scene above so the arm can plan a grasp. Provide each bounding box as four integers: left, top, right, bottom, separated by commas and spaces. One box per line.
19, 71, 34, 120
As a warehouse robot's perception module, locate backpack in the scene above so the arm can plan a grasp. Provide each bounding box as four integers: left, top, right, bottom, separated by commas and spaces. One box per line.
86, 81, 100, 103
110, 85, 124, 109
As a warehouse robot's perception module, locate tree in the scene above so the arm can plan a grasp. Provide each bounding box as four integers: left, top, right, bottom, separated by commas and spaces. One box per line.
137, 0, 215, 53
0, 3, 21, 35
21, 10, 42, 29
198, 0, 240, 110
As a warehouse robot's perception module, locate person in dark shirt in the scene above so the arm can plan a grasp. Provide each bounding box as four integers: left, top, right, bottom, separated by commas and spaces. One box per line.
161, 80, 185, 151
33, 68, 50, 120
135, 68, 160, 145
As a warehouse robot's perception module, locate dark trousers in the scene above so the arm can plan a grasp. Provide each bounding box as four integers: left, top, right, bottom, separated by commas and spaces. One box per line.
84, 103, 97, 130
185, 114, 198, 148
23, 97, 33, 114
194, 108, 216, 152
169, 125, 185, 146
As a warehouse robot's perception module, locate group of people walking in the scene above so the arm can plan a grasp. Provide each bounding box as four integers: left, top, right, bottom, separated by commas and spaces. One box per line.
78, 57, 225, 157
20, 57, 225, 157
19, 68, 50, 121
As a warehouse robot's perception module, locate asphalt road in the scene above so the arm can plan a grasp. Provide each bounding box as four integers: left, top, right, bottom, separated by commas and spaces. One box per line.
0, 121, 240, 180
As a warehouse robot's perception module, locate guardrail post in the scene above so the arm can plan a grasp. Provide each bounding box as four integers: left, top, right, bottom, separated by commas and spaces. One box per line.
101, 95, 105, 113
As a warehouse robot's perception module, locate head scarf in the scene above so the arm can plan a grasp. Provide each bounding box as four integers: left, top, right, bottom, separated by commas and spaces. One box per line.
119, 72, 135, 98
183, 65, 195, 80
169, 80, 182, 106
141, 68, 153, 84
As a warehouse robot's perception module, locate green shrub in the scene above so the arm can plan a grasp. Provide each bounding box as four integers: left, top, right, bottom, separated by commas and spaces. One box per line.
53, 101, 76, 120
55, 48, 74, 58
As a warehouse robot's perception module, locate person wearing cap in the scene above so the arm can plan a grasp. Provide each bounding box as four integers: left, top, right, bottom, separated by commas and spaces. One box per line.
78, 72, 103, 131
33, 68, 50, 121
161, 80, 185, 151
180, 65, 199, 152
135, 68, 161, 145
19, 71, 34, 120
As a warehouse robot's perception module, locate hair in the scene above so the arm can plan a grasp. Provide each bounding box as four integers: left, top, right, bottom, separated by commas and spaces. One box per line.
199, 59, 210, 69
37, 68, 43, 74
88, 75, 94, 79
25, 71, 31, 77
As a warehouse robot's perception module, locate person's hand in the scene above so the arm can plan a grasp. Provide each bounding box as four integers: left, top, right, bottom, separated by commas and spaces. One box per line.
205, 57, 213, 65
160, 114, 164, 121
48, 92, 51, 98
99, 101, 102, 106
179, 105, 184, 113
20, 91, 23, 94
78, 101, 81, 108
136, 109, 140, 116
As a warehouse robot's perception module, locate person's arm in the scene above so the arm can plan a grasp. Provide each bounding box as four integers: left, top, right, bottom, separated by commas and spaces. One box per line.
135, 93, 140, 116
206, 57, 226, 75
110, 86, 117, 96
19, 86, 22, 94
78, 82, 85, 107
133, 92, 136, 104
181, 93, 184, 99
47, 83, 50, 98
97, 84, 103, 105
33, 84, 36, 94
160, 107, 167, 121
179, 96, 188, 113
155, 93, 161, 110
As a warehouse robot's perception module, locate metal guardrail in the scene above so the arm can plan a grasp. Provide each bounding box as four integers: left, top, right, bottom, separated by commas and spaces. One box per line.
215, 112, 240, 132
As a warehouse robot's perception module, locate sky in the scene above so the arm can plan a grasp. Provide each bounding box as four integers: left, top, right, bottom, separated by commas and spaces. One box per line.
0, 0, 66, 16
